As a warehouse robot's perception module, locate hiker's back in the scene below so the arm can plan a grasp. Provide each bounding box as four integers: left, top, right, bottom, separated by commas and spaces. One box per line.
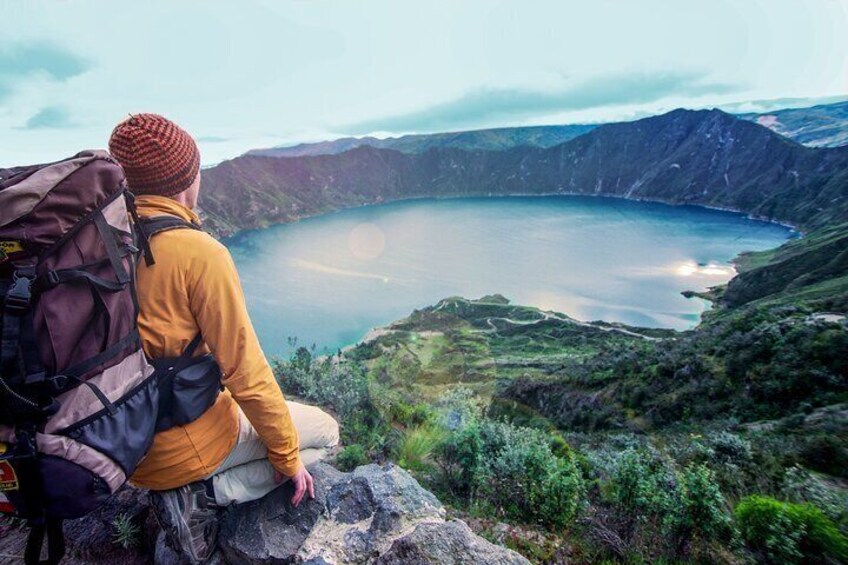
130, 195, 241, 490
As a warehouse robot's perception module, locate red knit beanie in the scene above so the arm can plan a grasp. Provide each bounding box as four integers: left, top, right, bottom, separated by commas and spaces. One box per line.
108, 113, 200, 197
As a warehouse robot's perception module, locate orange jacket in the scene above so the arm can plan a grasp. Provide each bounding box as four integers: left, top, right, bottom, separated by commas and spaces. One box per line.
130, 195, 301, 490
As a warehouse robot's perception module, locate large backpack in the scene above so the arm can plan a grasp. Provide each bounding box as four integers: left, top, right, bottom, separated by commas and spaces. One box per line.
0, 151, 220, 564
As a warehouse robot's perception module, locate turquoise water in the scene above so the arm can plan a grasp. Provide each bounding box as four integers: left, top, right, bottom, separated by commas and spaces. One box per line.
225, 196, 793, 356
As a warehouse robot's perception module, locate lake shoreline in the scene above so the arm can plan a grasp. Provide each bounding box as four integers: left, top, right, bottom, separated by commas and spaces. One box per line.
214, 191, 804, 244
226, 195, 792, 357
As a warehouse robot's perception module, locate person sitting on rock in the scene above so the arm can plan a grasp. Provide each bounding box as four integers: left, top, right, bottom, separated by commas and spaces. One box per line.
108, 113, 340, 563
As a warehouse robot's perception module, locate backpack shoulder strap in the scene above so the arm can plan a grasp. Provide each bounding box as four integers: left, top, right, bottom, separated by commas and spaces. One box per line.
134, 215, 203, 267
139, 215, 202, 237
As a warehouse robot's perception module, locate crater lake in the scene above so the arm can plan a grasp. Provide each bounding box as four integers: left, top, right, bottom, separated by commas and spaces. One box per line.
224, 196, 793, 356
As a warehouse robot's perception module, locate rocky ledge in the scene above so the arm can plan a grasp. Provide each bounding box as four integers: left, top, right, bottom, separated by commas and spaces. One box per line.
201, 463, 528, 565
0, 463, 528, 565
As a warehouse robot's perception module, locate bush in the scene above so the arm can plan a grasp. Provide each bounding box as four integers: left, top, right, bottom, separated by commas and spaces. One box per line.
608, 450, 731, 558
435, 421, 483, 498
336, 444, 369, 471
798, 434, 848, 478
678, 464, 732, 545
274, 348, 388, 448
438, 420, 585, 530
781, 465, 848, 525
610, 449, 678, 524
735, 495, 848, 564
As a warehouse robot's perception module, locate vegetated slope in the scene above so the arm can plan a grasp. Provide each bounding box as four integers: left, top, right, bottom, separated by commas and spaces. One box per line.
498, 223, 848, 431
247, 124, 597, 157
723, 222, 848, 309
200, 108, 848, 236
322, 256, 847, 561
738, 100, 848, 148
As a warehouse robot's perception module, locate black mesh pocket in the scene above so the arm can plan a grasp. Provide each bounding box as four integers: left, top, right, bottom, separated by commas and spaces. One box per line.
61, 374, 159, 475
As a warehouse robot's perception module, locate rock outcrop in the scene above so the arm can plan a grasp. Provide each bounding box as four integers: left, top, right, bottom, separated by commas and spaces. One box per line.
0, 462, 526, 564
158, 462, 528, 564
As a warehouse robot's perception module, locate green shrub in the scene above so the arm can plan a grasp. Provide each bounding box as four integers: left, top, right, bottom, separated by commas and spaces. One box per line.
798, 434, 848, 478
336, 444, 369, 471
678, 464, 732, 544
735, 495, 848, 564
274, 348, 389, 447
781, 465, 848, 525
461, 421, 584, 530
434, 421, 483, 498
609, 450, 731, 558
610, 449, 678, 523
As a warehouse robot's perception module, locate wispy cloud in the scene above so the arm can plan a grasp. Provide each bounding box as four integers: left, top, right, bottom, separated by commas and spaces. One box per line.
18, 107, 79, 130
345, 71, 737, 134
0, 42, 92, 101
197, 135, 230, 143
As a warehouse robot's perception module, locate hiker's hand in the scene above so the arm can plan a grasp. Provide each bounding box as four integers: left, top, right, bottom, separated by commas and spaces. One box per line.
276, 466, 314, 507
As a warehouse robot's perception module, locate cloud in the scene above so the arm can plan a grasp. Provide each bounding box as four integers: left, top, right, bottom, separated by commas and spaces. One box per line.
19, 107, 78, 130
0, 42, 92, 101
345, 71, 737, 134
197, 135, 230, 143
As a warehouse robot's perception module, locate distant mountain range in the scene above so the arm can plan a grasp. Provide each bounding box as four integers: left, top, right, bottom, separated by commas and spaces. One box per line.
247, 124, 597, 157
199, 107, 848, 237
739, 100, 848, 148
246, 100, 848, 158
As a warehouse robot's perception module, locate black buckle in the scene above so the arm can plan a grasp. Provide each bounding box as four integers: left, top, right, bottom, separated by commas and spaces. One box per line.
46, 270, 60, 286
5, 272, 34, 311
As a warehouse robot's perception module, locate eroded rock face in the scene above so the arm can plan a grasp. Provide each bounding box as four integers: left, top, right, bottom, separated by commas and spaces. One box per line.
213, 462, 528, 564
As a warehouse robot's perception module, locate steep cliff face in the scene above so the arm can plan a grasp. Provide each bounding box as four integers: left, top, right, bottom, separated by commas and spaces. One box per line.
199, 109, 848, 236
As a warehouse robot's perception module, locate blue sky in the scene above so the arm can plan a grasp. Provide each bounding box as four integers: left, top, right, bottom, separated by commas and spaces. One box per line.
2, 0, 847, 165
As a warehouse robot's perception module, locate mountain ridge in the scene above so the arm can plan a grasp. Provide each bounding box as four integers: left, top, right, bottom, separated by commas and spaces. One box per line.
199, 108, 848, 236
245, 100, 848, 159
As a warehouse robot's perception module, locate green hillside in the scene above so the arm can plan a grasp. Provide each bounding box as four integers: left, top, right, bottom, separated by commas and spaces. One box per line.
273, 226, 848, 564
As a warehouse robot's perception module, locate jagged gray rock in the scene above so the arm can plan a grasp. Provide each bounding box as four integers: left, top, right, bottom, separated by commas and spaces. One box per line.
377, 520, 530, 565
179, 462, 528, 564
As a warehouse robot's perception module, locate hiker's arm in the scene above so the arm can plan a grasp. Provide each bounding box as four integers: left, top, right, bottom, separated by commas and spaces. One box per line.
187, 240, 303, 477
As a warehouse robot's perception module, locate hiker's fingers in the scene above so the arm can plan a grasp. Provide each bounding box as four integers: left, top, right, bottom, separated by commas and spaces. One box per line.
291, 471, 307, 507
292, 480, 305, 507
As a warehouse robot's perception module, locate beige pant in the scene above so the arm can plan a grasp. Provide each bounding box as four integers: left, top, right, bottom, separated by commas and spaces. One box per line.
207, 401, 340, 506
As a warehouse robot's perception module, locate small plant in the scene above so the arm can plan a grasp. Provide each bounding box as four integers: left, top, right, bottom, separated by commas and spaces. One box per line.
396, 424, 446, 473
336, 444, 369, 471
111, 512, 140, 550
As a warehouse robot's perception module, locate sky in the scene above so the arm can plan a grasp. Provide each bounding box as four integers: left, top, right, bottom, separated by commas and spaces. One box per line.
2, 0, 847, 166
